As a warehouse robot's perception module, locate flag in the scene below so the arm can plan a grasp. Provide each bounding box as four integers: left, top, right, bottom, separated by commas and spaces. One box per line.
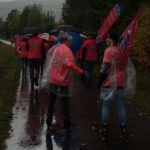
119, 7, 142, 63
96, 1, 128, 44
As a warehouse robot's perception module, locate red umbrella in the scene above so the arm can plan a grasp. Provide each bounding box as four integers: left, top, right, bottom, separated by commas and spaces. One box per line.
38, 33, 56, 42
49, 35, 56, 42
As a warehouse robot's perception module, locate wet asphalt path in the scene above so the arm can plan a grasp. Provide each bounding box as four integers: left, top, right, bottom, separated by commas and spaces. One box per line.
4, 71, 150, 150
5, 73, 82, 150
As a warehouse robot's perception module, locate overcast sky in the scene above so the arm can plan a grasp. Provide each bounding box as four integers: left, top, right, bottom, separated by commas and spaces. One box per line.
0, 0, 65, 21
0, 0, 15, 1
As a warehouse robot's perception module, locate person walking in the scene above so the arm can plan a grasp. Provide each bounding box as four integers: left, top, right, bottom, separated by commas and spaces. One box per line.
81, 33, 98, 86
27, 32, 45, 89
19, 38, 28, 75
98, 32, 128, 143
40, 39, 56, 77
46, 34, 84, 133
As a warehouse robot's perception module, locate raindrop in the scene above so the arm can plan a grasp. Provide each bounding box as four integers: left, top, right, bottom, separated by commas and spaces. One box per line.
80, 143, 87, 146
97, 100, 100, 103
130, 134, 134, 137
22, 107, 26, 110
92, 126, 96, 130
10, 129, 13, 132
16, 107, 19, 110
127, 101, 131, 104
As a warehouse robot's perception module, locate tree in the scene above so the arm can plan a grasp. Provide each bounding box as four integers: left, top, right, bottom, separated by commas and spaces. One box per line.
131, 2, 150, 69
62, 0, 90, 30
19, 4, 56, 32
62, 0, 143, 32
42, 11, 56, 32
6, 9, 20, 36
19, 5, 31, 29
1, 4, 56, 37
27, 4, 43, 28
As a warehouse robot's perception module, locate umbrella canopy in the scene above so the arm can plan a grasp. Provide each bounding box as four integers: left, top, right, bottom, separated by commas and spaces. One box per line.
80, 31, 97, 39
67, 31, 83, 53
22, 27, 41, 35
24, 34, 32, 40
50, 29, 59, 36
50, 25, 80, 36
50, 25, 83, 53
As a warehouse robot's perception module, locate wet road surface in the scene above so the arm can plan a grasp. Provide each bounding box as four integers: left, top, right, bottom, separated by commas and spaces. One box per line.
5, 73, 82, 150
5, 72, 150, 150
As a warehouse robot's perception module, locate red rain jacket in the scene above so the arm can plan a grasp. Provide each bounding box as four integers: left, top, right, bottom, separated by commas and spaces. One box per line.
27, 37, 43, 59
82, 39, 97, 61
76, 39, 87, 60
19, 41, 28, 58
103, 46, 126, 87
44, 42, 53, 56
49, 44, 83, 86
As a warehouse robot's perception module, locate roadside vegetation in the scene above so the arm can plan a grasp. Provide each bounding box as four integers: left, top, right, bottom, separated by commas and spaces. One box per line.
0, 42, 20, 149
128, 71, 150, 115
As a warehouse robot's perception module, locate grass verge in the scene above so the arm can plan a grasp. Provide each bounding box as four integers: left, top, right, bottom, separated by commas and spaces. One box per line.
0, 42, 20, 150
128, 71, 150, 115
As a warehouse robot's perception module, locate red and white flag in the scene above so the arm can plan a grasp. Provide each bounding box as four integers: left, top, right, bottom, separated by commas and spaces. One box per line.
96, 1, 128, 44
119, 7, 142, 63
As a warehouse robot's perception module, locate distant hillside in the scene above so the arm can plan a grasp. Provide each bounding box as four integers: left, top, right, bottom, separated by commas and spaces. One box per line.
0, 0, 65, 21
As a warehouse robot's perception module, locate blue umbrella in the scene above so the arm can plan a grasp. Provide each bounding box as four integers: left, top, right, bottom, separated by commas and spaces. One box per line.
67, 31, 83, 53
50, 25, 83, 53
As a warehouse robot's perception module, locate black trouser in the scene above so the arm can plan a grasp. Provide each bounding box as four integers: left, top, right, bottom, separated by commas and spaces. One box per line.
29, 59, 41, 84
46, 85, 70, 130
21, 58, 28, 73
81, 61, 96, 85
84, 61, 96, 79
40, 61, 44, 77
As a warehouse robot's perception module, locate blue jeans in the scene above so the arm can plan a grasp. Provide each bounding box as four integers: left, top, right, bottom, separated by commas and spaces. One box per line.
101, 87, 126, 125
84, 61, 95, 80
